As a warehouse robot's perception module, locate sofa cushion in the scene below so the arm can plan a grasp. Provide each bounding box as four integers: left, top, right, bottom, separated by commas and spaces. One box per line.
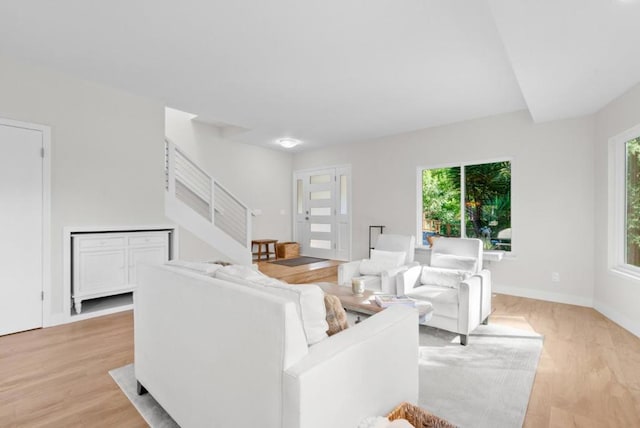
406, 285, 458, 319
165, 260, 223, 275
419, 266, 469, 289
255, 278, 328, 346
430, 254, 477, 272
324, 294, 349, 336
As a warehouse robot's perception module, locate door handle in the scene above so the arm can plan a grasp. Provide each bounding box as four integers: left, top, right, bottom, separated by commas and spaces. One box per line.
305, 217, 309, 220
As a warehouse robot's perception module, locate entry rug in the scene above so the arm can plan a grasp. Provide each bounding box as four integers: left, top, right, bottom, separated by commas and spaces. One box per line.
111, 323, 542, 428
268, 256, 327, 267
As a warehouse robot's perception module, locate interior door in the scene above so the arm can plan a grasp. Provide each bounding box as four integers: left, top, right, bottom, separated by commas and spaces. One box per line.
0, 123, 44, 335
295, 167, 351, 260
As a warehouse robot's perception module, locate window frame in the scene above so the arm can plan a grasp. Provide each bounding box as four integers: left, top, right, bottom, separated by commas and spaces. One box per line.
609, 123, 640, 280
416, 157, 513, 252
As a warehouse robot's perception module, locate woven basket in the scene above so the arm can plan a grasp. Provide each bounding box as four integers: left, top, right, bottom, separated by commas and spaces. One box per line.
387, 402, 457, 428
276, 242, 299, 259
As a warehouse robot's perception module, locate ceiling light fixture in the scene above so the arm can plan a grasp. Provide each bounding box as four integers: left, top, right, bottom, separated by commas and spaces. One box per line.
277, 138, 302, 149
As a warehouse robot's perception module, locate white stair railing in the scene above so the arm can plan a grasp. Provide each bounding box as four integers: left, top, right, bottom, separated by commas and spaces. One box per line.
165, 139, 252, 263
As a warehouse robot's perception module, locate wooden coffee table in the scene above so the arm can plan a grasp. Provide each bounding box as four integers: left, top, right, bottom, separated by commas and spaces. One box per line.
317, 283, 433, 322
317, 283, 382, 315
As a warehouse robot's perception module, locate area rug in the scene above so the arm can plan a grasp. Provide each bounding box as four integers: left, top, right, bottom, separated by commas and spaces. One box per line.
110, 323, 542, 428
268, 256, 327, 267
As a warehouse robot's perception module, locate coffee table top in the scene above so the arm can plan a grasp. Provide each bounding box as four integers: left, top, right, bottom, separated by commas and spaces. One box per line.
316, 282, 382, 315
316, 283, 433, 320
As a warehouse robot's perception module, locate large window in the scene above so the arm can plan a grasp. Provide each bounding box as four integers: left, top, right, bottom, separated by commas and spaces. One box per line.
420, 160, 511, 251
612, 125, 640, 275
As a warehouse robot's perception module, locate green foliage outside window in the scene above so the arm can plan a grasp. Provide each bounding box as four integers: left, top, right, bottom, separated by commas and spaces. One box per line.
422, 161, 511, 250
626, 138, 640, 267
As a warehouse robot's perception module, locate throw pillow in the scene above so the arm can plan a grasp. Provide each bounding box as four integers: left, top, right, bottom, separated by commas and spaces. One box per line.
324, 294, 349, 336
420, 266, 470, 288
359, 259, 390, 275
370, 249, 407, 267
430, 254, 477, 272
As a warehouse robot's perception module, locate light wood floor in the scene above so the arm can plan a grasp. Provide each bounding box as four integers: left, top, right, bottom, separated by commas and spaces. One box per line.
1, 278, 639, 427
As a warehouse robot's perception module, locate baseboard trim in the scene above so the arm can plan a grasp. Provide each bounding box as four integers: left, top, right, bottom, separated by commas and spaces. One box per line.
593, 299, 640, 338
493, 284, 593, 307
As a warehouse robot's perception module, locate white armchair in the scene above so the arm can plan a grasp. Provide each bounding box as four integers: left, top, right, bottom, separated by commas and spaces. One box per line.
396, 238, 491, 345
338, 234, 417, 293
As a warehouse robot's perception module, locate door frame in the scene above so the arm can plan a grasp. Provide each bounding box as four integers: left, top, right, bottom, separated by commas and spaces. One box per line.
0, 117, 51, 328
292, 164, 352, 261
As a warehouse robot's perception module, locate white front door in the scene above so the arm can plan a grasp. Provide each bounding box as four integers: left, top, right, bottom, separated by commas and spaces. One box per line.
0, 123, 44, 335
294, 166, 351, 260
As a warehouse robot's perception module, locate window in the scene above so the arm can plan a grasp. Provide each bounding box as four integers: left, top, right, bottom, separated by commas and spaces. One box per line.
611, 124, 640, 276
419, 160, 511, 251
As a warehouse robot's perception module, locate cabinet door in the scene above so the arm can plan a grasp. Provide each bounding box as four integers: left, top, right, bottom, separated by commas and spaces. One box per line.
129, 245, 168, 285
76, 249, 127, 296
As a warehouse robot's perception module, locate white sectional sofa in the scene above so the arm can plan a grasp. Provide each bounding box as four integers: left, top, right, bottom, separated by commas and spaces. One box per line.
134, 263, 419, 428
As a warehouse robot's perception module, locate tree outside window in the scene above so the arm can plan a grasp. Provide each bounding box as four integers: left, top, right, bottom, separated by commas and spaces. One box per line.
421, 161, 511, 251
626, 138, 640, 267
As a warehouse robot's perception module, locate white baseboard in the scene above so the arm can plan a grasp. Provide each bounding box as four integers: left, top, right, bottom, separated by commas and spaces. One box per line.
593, 299, 640, 338
493, 284, 593, 307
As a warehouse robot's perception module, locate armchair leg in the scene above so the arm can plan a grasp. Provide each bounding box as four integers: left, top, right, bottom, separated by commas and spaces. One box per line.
482, 316, 489, 325
136, 380, 147, 396
460, 334, 468, 346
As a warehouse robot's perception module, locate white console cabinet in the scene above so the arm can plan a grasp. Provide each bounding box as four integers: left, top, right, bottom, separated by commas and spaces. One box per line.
72, 231, 169, 313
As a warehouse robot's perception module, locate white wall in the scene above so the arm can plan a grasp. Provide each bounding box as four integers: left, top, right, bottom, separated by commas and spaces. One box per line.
0, 55, 166, 321
165, 108, 294, 251
294, 110, 596, 306
594, 83, 640, 337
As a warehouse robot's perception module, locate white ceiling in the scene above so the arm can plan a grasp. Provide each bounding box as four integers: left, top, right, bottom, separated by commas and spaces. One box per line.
0, 0, 638, 151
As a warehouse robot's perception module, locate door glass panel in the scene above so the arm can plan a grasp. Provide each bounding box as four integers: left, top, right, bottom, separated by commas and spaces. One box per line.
310, 223, 331, 233
310, 190, 331, 200
340, 175, 347, 214
310, 174, 331, 184
296, 179, 303, 214
310, 207, 332, 216
310, 239, 332, 249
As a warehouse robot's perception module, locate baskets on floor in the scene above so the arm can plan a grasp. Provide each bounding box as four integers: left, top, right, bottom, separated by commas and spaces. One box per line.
276, 242, 299, 259
387, 402, 457, 428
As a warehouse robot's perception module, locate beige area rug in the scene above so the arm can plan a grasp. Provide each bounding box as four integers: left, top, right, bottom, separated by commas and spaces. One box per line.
110, 323, 542, 428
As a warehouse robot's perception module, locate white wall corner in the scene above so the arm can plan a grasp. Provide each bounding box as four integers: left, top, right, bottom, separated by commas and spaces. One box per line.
593, 299, 640, 339
493, 284, 594, 308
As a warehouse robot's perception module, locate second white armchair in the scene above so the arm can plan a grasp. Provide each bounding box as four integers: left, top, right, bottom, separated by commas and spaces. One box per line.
396, 237, 491, 345
338, 234, 417, 293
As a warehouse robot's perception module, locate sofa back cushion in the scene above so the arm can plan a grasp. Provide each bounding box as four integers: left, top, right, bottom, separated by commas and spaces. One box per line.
430, 237, 482, 272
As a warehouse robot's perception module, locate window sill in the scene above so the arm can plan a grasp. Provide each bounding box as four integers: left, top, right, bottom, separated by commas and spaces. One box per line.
415, 247, 507, 262
610, 266, 640, 282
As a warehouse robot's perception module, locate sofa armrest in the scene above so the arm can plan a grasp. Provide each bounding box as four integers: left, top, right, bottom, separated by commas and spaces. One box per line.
477, 269, 492, 320
338, 260, 362, 285
283, 306, 419, 428
380, 265, 409, 294
457, 275, 483, 334
396, 265, 422, 296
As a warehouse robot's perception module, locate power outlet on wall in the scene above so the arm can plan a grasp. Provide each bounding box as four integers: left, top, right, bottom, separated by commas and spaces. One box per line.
551, 272, 560, 282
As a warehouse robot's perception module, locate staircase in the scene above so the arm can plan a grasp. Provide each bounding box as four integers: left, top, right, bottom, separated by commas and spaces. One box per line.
164, 139, 252, 265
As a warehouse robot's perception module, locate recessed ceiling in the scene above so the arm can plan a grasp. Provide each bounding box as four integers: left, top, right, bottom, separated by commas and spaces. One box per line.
0, 1, 638, 151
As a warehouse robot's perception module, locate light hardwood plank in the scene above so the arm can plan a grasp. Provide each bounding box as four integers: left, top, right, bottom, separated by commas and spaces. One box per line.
1, 271, 639, 427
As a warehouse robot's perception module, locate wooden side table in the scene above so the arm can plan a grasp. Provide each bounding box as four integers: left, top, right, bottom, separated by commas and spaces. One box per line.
251, 239, 278, 261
